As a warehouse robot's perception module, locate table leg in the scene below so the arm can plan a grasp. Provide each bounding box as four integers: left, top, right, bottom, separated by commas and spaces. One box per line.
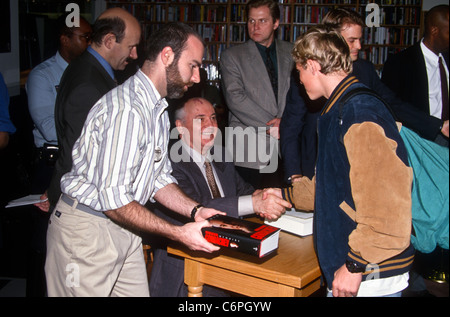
184, 258, 204, 297
188, 285, 203, 297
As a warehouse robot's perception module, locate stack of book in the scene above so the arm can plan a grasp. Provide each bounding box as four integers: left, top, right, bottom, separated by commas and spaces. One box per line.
265, 209, 314, 237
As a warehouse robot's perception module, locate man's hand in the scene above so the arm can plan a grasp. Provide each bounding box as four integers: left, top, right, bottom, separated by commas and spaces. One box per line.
177, 220, 221, 253
331, 264, 362, 297
106, 201, 222, 253
266, 118, 281, 139
253, 188, 291, 221
441, 120, 449, 138
194, 207, 226, 222
34, 192, 50, 212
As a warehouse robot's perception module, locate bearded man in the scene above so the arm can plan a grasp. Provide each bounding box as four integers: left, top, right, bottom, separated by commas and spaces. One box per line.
45, 22, 224, 297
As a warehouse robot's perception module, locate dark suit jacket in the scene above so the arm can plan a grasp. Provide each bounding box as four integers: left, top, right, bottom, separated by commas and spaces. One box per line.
280, 57, 445, 181
47, 50, 116, 206
382, 42, 449, 131
148, 144, 255, 297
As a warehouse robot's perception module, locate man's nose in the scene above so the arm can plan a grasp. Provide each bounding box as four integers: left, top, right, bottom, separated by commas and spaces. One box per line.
130, 46, 138, 60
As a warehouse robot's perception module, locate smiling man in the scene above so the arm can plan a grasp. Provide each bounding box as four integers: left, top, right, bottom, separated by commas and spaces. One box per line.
148, 97, 291, 297
220, 0, 294, 189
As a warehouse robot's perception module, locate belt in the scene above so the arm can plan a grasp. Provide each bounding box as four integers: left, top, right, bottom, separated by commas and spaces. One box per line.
60, 194, 108, 219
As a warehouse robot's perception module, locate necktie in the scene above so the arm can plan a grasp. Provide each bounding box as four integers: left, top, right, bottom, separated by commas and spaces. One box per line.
204, 160, 221, 199
265, 47, 278, 102
439, 56, 449, 121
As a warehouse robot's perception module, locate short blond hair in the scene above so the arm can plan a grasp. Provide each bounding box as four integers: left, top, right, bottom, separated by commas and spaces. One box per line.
292, 25, 353, 75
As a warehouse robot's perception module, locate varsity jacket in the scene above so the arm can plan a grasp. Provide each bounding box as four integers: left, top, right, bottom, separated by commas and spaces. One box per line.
282, 76, 415, 287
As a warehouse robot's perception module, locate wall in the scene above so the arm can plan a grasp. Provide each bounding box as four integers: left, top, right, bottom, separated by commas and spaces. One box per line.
423, 0, 449, 11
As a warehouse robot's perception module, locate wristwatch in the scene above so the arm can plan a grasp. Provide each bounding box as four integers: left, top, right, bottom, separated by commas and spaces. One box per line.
190, 204, 204, 221
345, 260, 366, 274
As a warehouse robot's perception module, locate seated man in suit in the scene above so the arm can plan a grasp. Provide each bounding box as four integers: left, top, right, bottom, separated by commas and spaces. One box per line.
148, 97, 291, 297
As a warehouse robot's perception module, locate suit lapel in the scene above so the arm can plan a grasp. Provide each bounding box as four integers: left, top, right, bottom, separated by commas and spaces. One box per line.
84, 51, 117, 89
180, 160, 212, 199
413, 43, 430, 110
246, 41, 277, 107
276, 40, 293, 113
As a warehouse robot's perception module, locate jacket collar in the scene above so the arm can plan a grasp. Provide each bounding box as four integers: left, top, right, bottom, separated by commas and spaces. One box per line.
321, 76, 359, 116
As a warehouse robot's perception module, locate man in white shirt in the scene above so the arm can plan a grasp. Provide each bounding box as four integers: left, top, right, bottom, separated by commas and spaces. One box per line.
382, 5, 449, 147
45, 23, 225, 297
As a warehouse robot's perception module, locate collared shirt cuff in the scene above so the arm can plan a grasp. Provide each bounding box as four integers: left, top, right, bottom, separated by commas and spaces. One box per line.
238, 195, 254, 217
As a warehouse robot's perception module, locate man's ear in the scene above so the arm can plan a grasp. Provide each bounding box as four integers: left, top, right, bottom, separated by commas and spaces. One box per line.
60, 34, 69, 47
161, 47, 175, 66
175, 120, 185, 135
103, 33, 117, 49
307, 60, 321, 75
273, 19, 280, 31
430, 25, 439, 38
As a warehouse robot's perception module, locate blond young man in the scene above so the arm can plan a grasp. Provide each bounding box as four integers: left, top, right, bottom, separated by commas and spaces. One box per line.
283, 26, 415, 297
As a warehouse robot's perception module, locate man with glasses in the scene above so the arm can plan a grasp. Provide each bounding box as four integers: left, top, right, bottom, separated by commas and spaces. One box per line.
27, 13, 92, 195
25, 12, 92, 296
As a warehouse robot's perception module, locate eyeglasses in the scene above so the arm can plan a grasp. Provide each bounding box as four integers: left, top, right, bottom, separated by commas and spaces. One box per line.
71, 32, 91, 42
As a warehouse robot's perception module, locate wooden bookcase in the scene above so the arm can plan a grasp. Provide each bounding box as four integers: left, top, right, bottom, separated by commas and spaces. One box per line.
106, 0, 423, 80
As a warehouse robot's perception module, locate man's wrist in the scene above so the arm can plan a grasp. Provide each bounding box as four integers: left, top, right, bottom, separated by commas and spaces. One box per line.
345, 260, 366, 274
190, 204, 204, 221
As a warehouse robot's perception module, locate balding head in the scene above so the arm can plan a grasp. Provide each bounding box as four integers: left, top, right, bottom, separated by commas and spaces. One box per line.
92, 7, 140, 46
98, 7, 140, 31
91, 7, 141, 70
175, 98, 218, 154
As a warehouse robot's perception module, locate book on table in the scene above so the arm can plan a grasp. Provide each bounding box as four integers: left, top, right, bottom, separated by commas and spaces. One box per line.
265, 209, 314, 237
202, 215, 280, 258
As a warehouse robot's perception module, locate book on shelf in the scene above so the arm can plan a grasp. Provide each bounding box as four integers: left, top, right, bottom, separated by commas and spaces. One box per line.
202, 215, 281, 258
265, 209, 314, 237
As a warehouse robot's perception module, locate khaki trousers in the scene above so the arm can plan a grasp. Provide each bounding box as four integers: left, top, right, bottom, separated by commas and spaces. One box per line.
45, 197, 149, 297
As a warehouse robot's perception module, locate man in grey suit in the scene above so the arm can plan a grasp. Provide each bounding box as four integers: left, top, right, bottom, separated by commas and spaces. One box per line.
148, 97, 291, 297
220, 0, 294, 189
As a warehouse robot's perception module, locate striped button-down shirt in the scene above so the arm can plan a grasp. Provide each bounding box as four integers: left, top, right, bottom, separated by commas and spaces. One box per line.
60, 69, 177, 212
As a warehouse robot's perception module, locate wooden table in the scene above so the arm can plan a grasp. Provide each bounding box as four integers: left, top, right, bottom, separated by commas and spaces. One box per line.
167, 228, 321, 297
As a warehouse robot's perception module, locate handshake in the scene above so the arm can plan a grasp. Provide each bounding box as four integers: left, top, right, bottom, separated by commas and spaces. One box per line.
252, 188, 291, 221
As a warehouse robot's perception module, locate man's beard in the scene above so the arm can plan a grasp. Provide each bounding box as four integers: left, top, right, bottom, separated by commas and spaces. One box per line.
166, 61, 191, 99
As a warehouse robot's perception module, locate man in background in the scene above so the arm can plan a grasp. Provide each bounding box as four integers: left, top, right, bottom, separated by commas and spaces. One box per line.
46, 7, 141, 211
281, 8, 448, 184
382, 5, 449, 147
220, 0, 294, 189
25, 12, 92, 297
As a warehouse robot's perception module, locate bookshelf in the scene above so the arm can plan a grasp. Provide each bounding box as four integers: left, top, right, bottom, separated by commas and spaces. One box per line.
106, 0, 423, 79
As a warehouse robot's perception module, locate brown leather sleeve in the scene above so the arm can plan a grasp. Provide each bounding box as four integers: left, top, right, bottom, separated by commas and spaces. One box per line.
282, 176, 315, 211
343, 122, 413, 264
